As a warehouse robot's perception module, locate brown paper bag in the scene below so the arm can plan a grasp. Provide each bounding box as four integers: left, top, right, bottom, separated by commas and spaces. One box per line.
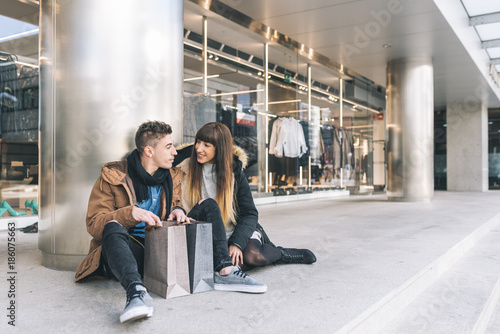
144, 221, 190, 299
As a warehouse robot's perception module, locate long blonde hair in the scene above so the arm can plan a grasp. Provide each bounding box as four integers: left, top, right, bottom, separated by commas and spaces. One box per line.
187, 122, 236, 226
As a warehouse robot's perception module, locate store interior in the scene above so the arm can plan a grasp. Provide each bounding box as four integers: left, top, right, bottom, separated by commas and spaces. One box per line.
0, 3, 387, 217
6, 1, 500, 216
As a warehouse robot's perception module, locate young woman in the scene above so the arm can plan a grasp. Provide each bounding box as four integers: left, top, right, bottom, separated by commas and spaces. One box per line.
174, 122, 316, 271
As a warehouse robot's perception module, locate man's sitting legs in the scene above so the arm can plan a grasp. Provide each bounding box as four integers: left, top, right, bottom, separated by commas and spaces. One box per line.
101, 222, 153, 323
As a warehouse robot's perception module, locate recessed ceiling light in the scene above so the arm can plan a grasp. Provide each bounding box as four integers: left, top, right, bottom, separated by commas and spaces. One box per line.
382, 44, 392, 48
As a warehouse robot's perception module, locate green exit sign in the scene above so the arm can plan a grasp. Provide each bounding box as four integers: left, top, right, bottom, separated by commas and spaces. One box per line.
284, 73, 291, 83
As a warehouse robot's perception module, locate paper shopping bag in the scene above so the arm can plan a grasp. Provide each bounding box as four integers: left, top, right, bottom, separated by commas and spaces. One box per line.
144, 221, 190, 299
185, 221, 214, 294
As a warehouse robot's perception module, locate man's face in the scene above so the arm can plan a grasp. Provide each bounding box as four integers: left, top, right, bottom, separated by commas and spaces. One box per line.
150, 134, 177, 170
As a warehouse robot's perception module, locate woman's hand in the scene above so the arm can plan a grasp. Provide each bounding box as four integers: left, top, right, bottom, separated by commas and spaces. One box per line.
167, 208, 191, 223
229, 245, 243, 266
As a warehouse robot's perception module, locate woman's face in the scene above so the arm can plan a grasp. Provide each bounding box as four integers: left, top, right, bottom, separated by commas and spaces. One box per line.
195, 140, 216, 164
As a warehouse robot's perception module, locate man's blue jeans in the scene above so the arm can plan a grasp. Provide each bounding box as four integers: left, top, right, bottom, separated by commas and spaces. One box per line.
100, 198, 233, 291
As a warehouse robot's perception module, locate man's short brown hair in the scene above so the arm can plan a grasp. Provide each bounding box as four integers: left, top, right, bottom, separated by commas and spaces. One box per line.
135, 121, 172, 155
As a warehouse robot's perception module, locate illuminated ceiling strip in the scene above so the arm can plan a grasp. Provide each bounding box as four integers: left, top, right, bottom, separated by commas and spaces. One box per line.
0, 29, 39, 43
211, 89, 263, 97
184, 39, 263, 72
254, 99, 301, 106
183, 74, 219, 81
343, 99, 381, 114
345, 124, 374, 129
258, 111, 277, 118
15, 61, 38, 68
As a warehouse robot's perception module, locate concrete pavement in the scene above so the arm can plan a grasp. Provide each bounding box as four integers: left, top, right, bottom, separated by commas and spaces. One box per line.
1, 191, 500, 333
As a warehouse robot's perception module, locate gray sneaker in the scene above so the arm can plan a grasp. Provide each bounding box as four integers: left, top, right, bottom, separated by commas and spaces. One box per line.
119, 285, 153, 323
214, 266, 267, 293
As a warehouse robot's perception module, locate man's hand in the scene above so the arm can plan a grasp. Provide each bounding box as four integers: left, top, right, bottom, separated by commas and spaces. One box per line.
229, 245, 243, 266
132, 206, 162, 230
167, 208, 191, 223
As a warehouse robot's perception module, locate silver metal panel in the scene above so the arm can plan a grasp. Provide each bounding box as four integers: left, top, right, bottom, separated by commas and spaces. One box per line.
39, 0, 184, 270
386, 58, 434, 201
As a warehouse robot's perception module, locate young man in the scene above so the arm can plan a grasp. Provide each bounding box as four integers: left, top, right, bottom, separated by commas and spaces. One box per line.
75, 121, 265, 324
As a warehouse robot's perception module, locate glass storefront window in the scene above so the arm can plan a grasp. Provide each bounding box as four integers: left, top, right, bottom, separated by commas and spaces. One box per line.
308, 65, 343, 189
0, 53, 39, 219
345, 104, 373, 189
183, 14, 264, 191
182, 11, 383, 195
264, 45, 310, 195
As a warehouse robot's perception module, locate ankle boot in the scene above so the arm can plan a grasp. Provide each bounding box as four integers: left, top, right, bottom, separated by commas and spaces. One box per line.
276, 247, 317, 264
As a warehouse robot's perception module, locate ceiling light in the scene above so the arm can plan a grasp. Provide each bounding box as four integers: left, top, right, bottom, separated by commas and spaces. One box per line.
254, 99, 301, 106
183, 74, 220, 82
382, 44, 392, 48
210, 89, 263, 97
0, 28, 39, 43
15, 61, 38, 68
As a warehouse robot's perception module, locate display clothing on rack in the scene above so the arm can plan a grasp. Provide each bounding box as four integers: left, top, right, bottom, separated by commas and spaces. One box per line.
320, 126, 355, 172
0, 56, 20, 136
269, 117, 308, 158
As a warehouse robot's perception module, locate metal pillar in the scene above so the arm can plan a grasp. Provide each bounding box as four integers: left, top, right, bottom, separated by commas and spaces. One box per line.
386, 58, 434, 201
39, 0, 184, 270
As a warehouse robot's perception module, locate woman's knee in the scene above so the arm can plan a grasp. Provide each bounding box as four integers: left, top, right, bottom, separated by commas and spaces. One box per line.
244, 244, 268, 267
197, 198, 221, 214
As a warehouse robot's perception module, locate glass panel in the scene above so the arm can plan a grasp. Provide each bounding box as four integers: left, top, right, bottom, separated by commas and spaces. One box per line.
342, 77, 378, 192
435, 108, 447, 190
475, 22, 500, 41
487, 47, 500, 58
489, 109, 500, 190
0, 54, 39, 218
182, 10, 384, 195
0, 15, 38, 41
345, 105, 373, 189
308, 64, 342, 189
266, 45, 307, 195
182, 13, 264, 192
461, 0, 500, 17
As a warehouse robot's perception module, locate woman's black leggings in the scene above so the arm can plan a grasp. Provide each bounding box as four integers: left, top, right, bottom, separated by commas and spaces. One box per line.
239, 239, 282, 271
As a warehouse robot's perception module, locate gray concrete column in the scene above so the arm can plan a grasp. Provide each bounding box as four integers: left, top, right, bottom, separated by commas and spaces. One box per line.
386, 58, 434, 201
446, 103, 488, 191
39, 0, 184, 270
